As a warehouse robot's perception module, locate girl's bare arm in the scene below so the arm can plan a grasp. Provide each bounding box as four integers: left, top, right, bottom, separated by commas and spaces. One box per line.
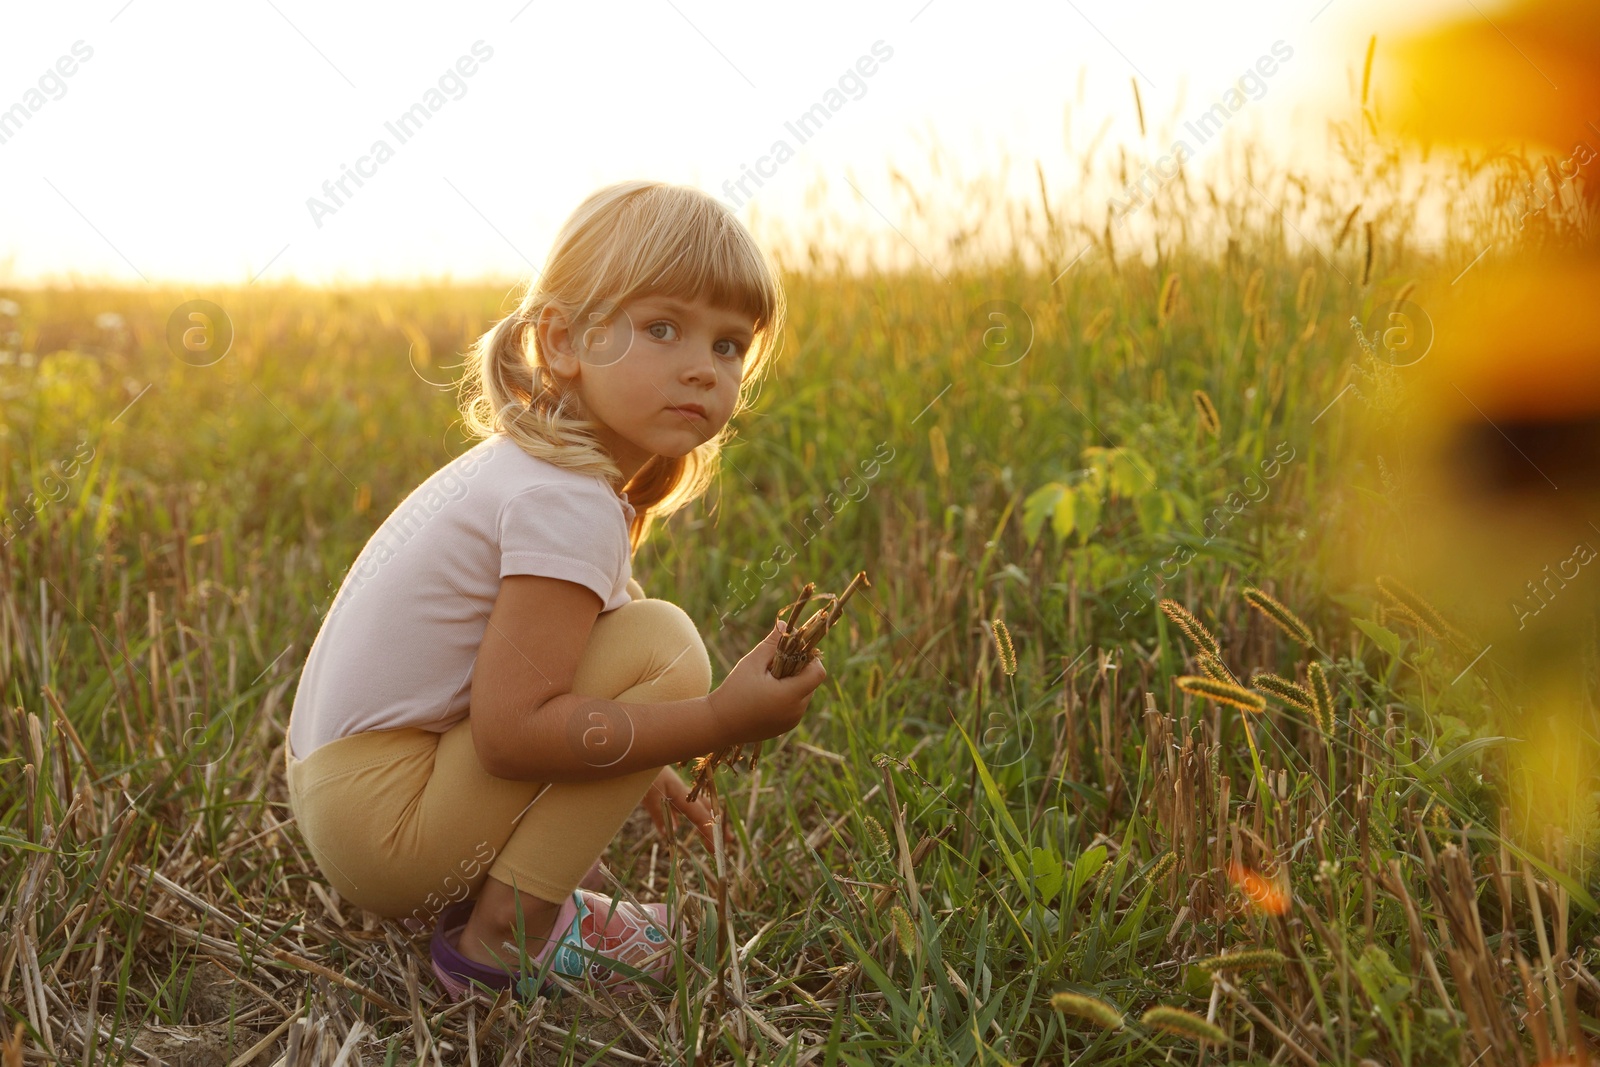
473, 574, 825, 783
469, 574, 727, 782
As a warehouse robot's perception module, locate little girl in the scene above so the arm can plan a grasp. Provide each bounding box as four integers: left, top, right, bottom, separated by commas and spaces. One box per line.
284, 180, 828, 1000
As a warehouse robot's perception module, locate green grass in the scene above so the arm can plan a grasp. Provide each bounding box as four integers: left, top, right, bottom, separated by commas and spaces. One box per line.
3, 115, 1598, 1065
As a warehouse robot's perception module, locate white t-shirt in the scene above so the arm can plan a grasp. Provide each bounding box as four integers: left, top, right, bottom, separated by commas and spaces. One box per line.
286, 433, 635, 760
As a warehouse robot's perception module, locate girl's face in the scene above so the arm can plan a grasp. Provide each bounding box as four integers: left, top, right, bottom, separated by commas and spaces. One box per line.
541, 293, 756, 483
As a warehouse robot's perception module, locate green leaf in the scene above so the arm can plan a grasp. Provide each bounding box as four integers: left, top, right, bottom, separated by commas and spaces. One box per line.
1068, 845, 1108, 899
1073, 484, 1102, 542
1353, 617, 1403, 657
1023, 483, 1066, 546
1052, 485, 1077, 540
1031, 845, 1065, 903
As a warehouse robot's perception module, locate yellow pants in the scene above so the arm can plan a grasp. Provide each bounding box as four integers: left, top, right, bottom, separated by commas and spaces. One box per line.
284, 580, 713, 921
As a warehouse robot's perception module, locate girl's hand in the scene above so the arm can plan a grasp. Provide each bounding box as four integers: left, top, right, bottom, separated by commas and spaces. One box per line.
706, 620, 828, 747
642, 766, 732, 852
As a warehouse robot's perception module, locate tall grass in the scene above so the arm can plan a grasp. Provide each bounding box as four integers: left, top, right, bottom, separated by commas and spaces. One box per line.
1, 91, 1596, 1065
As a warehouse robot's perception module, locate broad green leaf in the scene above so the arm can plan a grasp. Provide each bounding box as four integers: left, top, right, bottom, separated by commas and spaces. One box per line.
1073, 484, 1102, 542
1022, 483, 1066, 546
1068, 845, 1108, 899
1353, 617, 1403, 657
1031, 845, 1065, 902
1052, 485, 1077, 540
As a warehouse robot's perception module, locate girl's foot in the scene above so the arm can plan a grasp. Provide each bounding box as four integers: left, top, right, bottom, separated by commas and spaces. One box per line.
430, 889, 681, 999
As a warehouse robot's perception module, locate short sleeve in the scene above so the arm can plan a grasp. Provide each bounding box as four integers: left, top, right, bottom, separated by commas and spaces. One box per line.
497, 481, 627, 605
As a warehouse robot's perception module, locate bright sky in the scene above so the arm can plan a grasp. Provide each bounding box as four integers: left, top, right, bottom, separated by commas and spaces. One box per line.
0, 0, 1473, 285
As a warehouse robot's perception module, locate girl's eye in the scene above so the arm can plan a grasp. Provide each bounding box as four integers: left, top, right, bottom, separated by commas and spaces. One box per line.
715, 340, 748, 360
647, 321, 677, 341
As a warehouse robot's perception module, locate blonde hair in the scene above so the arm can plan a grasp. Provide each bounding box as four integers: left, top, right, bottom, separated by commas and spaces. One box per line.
458, 180, 787, 553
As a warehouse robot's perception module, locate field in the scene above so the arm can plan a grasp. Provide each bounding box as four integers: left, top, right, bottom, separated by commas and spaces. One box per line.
3, 109, 1598, 1065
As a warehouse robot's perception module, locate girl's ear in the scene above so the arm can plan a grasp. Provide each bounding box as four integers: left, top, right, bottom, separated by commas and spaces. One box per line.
536, 306, 581, 382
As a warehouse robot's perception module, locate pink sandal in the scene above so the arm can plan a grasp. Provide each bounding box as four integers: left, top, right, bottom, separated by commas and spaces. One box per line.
430, 888, 681, 999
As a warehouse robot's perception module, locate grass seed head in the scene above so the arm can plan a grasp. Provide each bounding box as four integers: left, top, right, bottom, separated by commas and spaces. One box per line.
1158, 274, 1181, 327
1375, 575, 1462, 644
862, 815, 893, 862
1192, 389, 1220, 435
1249, 671, 1314, 712
1193, 948, 1289, 973
1198, 652, 1230, 681
1241, 586, 1315, 647
1159, 599, 1222, 658
1295, 266, 1318, 317
1141, 1006, 1229, 1044
1176, 675, 1266, 713
1050, 992, 1125, 1030
890, 904, 916, 958
1307, 661, 1334, 733
991, 618, 1017, 675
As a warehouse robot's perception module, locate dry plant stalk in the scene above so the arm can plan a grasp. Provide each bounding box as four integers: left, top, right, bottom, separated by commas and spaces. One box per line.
686, 571, 870, 804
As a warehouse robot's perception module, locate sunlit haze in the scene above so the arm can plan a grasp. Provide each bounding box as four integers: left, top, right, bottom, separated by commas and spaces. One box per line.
3, 0, 1477, 285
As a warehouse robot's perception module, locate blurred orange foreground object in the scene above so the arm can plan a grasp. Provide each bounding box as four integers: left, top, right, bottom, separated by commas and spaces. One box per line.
1389, 0, 1600, 154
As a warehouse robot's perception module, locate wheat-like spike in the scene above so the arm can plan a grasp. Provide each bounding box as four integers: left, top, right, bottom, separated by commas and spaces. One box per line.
890, 904, 916, 958
1081, 307, 1113, 344
1192, 389, 1220, 436
1198, 652, 1229, 682
1242, 267, 1265, 315
1295, 266, 1318, 317
991, 618, 1017, 676
1360, 221, 1375, 286
1241, 586, 1315, 647
1334, 204, 1361, 250
1176, 675, 1266, 713
1250, 671, 1313, 712
1374, 575, 1468, 646
1192, 949, 1288, 974
862, 816, 892, 862
1307, 661, 1334, 734
1159, 599, 1222, 658
1050, 992, 1125, 1030
1141, 1005, 1230, 1044
1148, 851, 1177, 881
1158, 274, 1180, 327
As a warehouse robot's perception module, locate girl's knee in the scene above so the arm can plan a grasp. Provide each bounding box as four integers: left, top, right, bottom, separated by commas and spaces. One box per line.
630, 599, 713, 695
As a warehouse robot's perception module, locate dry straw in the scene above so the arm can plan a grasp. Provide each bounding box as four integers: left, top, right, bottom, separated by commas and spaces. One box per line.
1141, 1006, 1229, 1044
1159, 599, 1222, 658
1050, 992, 1125, 1030
687, 572, 870, 803
1241, 586, 1315, 647
1176, 675, 1266, 713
